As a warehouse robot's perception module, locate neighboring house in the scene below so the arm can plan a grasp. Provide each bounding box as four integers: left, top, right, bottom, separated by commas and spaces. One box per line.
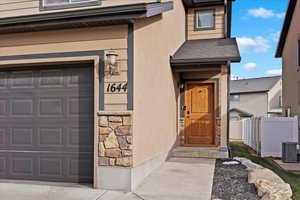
0, 0, 240, 191
230, 76, 282, 120
276, 0, 300, 118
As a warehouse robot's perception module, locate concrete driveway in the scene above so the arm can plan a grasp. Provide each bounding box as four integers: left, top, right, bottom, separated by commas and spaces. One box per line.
0, 158, 215, 200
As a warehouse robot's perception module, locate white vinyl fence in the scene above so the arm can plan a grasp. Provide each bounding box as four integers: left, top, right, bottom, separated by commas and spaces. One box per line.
242, 116, 299, 157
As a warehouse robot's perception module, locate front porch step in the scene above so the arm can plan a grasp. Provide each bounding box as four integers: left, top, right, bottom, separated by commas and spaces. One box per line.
171, 147, 229, 159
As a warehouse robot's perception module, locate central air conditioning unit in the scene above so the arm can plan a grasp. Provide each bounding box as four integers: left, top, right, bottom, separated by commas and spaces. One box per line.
282, 142, 300, 163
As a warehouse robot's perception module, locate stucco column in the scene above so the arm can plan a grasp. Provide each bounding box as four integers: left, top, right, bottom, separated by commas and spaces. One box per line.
220, 64, 229, 151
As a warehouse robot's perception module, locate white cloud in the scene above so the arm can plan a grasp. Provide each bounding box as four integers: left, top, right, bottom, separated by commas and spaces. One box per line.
248, 8, 285, 19
265, 69, 282, 76
271, 31, 280, 42
244, 62, 258, 70
237, 36, 270, 53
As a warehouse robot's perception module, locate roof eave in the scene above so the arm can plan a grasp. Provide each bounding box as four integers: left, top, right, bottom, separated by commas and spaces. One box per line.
275, 0, 297, 58
230, 90, 269, 95
229, 108, 253, 117
0, 1, 173, 34
170, 57, 241, 66
182, 0, 225, 8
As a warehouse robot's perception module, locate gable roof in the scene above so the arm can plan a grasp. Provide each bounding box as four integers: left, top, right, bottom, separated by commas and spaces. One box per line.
171, 38, 241, 66
230, 76, 281, 94
275, 0, 298, 57
229, 108, 253, 118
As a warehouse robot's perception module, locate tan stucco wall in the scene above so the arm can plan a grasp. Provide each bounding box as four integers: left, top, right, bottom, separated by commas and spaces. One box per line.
0, 25, 129, 110
281, 0, 300, 116
0, 0, 158, 18
268, 79, 282, 111
0, 24, 131, 188
132, 0, 185, 167
230, 93, 268, 117
187, 6, 225, 40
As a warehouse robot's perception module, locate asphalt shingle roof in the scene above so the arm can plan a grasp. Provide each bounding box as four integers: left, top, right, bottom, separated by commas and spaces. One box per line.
230, 76, 281, 94
171, 38, 241, 64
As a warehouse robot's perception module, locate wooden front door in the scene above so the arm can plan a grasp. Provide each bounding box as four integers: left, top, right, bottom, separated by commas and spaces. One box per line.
185, 83, 215, 146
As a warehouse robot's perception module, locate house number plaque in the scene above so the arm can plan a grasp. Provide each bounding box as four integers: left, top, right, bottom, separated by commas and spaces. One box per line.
106, 82, 128, 93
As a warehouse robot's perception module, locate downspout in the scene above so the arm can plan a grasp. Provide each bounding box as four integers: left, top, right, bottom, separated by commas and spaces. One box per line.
227, 61, 232, 159
224, 0, 228, 38
224, 0, 232, 158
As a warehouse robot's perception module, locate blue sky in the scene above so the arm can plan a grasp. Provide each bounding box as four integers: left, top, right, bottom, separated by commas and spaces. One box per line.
231, 0, 288, 79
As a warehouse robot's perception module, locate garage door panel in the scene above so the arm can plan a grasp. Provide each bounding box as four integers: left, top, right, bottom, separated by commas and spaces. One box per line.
39, 70, 64, 88
38, 97, 64, 116
11, 99, 34, 116
10, 71, 35, 89
68, 127, 93, 148
11, 156, 35, 177
68, 97, 93, 116
39, 157, 64, 178
38, 127, 64, 147
68, 156, 93, 178
0, 72, 7, 89
0, 65, 94, 183
0, 155, 6, 175
67, 68, 92, 88
0, 100, 7, 117
11, 127, 34, 146
0, 125, 93, 151
0, 128, 5, 146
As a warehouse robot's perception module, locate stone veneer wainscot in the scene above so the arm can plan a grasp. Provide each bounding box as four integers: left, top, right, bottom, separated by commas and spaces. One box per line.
98, 111, 133, 167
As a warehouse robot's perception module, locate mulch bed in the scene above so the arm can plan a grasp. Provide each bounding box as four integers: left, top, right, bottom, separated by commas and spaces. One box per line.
211, 159, 261, 200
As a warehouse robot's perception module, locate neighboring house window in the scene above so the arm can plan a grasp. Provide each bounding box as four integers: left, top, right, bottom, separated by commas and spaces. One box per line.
195, 9, 215, 30
230, 95, 240, 101
40, 0, 100, 10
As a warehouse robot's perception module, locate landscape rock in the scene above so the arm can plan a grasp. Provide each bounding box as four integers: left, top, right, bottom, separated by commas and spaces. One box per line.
255, 179, 292, 200
234, 157, 293, 200
248, 168, 284, 184
234, 157, 264, 169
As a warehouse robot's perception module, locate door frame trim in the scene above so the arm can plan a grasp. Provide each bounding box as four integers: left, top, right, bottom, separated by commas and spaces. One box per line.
183, 80, 217, 147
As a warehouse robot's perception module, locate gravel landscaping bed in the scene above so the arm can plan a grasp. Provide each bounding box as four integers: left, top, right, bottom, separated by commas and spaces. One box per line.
211, 159, 261, 200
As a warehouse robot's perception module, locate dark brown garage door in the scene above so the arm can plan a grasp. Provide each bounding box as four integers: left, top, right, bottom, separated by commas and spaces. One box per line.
0, 64, 94, 183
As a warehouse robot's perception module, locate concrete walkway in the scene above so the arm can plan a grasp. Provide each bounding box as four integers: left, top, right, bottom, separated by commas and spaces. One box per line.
0, 158, 216, 200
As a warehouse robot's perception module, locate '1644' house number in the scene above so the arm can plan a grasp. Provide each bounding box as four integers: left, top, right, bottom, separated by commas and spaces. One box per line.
106, 82, 128, 93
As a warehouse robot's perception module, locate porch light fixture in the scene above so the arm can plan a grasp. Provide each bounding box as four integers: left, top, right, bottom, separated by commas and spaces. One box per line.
106, 51, 119, 75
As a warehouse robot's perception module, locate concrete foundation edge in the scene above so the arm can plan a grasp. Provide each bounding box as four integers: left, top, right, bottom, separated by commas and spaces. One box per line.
98, 151, 169, 191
